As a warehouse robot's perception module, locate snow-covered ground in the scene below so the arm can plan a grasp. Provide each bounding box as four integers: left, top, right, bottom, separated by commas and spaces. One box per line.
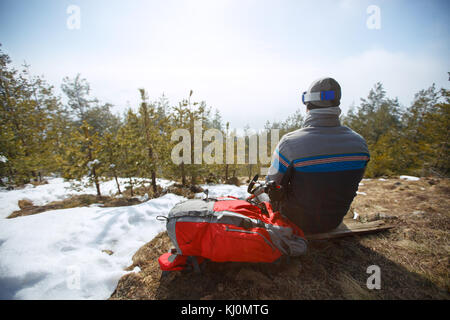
0, 177, 174, 219
0, 177, 248, 300
197, 183, 250, 200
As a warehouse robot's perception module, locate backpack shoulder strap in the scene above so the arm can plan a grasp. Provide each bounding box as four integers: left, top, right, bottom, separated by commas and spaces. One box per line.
280, 160, 294, 196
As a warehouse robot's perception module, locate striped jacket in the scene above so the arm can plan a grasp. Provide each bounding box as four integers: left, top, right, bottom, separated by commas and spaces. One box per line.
266, 107, 369, 234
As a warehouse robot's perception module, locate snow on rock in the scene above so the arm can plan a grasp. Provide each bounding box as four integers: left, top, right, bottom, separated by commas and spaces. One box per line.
0, 193, 185, 300
400, 175, 420, 181
356, 191, 367, 196
87, 159, 100, 168
138, 193, 149, 202
130, 266, 141, 273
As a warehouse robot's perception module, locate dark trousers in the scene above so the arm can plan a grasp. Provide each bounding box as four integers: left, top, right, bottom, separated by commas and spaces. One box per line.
280, 201, 345, 234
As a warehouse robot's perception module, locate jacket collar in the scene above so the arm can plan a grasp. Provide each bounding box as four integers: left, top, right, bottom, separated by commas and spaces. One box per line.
304, 107, 341, 127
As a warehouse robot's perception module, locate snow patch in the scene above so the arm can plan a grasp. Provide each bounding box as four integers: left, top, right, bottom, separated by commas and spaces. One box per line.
197, 184, 250, 200
0, 193, 185, 299
400, 175, 420, 181
0, 180, 254, 300
0, 177, 176, 219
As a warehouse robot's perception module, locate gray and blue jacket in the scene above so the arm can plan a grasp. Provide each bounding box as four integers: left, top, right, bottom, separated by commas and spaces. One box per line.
266, 107, 369, 234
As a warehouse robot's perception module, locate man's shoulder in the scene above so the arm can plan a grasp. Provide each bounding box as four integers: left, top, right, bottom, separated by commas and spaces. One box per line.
277, 128, 313, 156
281, 127, 308, 141
280, 125, 345, 142
278, 125, 368, 152
283, 125, 365, 139
339, 125, 368, 142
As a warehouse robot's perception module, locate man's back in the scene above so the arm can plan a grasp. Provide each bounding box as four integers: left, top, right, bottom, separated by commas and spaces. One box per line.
266, 78, 369, 234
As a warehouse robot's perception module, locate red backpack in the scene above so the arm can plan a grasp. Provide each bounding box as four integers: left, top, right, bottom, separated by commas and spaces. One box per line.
157, 196, 307, 272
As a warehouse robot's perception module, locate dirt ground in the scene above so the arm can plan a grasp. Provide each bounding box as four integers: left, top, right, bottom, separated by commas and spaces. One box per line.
110, 177, 449, 300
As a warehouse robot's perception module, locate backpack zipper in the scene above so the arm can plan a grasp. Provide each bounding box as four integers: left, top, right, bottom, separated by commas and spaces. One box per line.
225, 226, 276, 251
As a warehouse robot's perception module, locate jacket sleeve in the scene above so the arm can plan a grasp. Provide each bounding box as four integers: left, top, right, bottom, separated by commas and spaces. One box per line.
266, 137, 291, 185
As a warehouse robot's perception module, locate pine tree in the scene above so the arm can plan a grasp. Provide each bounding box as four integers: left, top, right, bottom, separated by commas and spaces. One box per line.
61, 74, 97, 123
101, 131, 122, 194
168, 90, 212, 185
62, 121, 104, 196
343, 82, 401, 146
342, 83, 403, 177
138, 88, 159, 193
405, 85, 450, 176
62, 74, 120, 137
0, 45, 63, 185
117, 109, 141, 196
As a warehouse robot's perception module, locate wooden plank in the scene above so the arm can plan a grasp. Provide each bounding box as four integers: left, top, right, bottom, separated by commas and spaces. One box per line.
305, 220, 394, 240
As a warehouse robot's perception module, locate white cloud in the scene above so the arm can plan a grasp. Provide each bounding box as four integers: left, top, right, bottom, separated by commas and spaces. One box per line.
333, 48, 449, 110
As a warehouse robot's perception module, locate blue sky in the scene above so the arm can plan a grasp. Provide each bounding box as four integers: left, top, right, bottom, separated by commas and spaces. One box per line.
0, 0, 449, 130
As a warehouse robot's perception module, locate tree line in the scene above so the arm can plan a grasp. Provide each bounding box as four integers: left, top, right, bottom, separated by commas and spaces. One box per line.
341, 81, 449, 178
0, 45, 448, 196
0, 45, 263, 195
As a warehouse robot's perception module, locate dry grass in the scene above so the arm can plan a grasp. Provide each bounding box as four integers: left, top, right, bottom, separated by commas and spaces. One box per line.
110, 177, 450, 300
121, 184, 163, 198
163, 184, 204, 199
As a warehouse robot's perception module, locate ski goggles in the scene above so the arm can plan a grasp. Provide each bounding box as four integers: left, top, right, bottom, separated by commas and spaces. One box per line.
302, 90, 335, 104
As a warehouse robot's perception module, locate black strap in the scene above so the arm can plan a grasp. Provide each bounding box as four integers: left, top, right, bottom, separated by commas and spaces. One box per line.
280, 161, 294, 188
187, 256, 201, 274
279, 160, 294, 201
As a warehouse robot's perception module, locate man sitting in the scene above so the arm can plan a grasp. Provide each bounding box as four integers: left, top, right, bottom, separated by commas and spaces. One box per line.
266, 77, 369, 234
